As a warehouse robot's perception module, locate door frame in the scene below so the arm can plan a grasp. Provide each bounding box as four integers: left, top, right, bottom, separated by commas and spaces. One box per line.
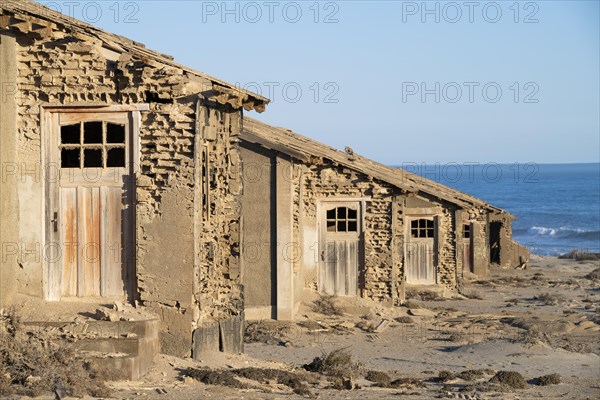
316, 198, 366, 297
42, 104, 146, 301
404, 214, 439, 285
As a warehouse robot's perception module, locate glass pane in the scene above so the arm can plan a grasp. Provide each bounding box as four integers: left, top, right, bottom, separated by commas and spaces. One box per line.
327, 209, 336, 220
348, 221, 357, 232
411, 229, 418, 238
411, 220, 418, 229
348, 208, 357, 219
107, 147, 125, 167
83, 121, 103, 144
427, 219, 434, 229
327, 220, 336, 232
337, 207, 347, 219
84, 149, 103, 167
337, 221, 346, 232
61, 148, 80, 168
107, 123, 125, 144
61, 124, 80, 144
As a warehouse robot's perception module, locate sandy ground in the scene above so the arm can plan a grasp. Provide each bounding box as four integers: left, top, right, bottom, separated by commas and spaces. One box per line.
5, 256, 600, 399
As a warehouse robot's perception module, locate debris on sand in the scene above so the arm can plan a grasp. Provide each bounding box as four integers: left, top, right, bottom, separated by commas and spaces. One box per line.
311, 296, 344, 316
488, 370, 527, 389
244, 320, 292, 345
531, 373, 561, 386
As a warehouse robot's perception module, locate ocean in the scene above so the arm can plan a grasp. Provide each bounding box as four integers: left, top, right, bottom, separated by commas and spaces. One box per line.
403, 163, 600, 256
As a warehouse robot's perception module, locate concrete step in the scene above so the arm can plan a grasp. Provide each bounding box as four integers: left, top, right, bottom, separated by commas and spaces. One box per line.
23, 318, 160, 380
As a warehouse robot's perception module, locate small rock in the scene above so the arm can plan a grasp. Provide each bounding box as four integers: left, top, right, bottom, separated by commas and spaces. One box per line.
341, 377, 354, 390
95, 308, 119, 322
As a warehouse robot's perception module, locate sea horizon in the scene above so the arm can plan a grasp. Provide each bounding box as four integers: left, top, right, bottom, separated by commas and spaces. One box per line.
394, 162, 600, 256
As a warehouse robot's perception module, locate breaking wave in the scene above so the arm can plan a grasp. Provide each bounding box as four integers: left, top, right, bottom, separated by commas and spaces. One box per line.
520, 226, 600, 241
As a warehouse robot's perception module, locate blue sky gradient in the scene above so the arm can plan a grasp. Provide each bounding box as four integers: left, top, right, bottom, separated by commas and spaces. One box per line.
40, 0, 600, 164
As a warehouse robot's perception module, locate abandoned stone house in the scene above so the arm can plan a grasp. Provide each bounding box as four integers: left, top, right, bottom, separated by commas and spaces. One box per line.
239, 118, 529, 320
0, 1, 527, 365
0, 1, 268, 359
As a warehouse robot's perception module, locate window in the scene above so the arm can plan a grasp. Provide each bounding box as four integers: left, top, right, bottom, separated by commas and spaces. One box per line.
410, 219, 434, 238
463, 223, 471, 239
60, 121, 126, 168
326, 207, 358, 232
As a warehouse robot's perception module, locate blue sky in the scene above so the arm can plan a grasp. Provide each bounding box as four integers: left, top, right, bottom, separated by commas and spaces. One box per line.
40, 1, 599, 164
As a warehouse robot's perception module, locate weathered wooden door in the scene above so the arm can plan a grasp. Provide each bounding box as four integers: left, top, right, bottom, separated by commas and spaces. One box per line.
47, 111, 134, 299
406, 217, 438, 284
319, 202, 362, 296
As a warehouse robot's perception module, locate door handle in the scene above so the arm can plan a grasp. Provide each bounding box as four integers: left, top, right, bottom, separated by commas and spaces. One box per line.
51, 212, 58, 232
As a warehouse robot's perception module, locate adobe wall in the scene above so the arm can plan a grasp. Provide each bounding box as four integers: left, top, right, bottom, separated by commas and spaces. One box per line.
0, 32, 18, 308
4, 27, 242, 356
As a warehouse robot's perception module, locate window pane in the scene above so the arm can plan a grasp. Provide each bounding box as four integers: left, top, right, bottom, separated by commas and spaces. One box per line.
61, 148, 80, 168
327, 220, 336, 232
107, 147, 125, 167
337, 207, 347, 219
337, 221, 346, 232
348, 221, 357, 232
348, 209, 357, 219
327, 209, 336, 220
107, 123, 125, 144
61, 124, 80, 144
84, 149, 103, 167
84, 121, 103, 144
427, 219, 434, 229
411, 220, 418, 229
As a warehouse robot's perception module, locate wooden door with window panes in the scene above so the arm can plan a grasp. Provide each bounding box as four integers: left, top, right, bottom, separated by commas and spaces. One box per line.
48, 111, 134, 299
319, 202, 362, 296
406, 217, 438, 284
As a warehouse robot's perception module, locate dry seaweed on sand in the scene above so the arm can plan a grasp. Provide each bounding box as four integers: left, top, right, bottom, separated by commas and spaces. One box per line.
364, 370, 392, 387
311, 296, 344, 316
531, 373, 561, 386
244, 320, 293, 345
303, 347, 362, 378
389, 377, 426, 388
585, 267, 600, 280
187, 367, 316, 397
488, 370, 527, 389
